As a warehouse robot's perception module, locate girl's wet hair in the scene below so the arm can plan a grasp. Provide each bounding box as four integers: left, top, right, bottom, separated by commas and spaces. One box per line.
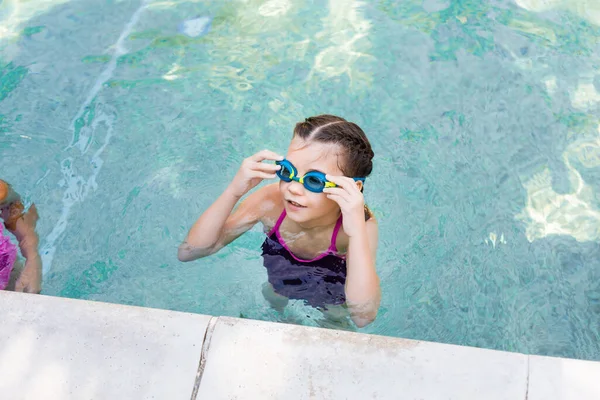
293, 114, 375, 220
293, 115, 374, 178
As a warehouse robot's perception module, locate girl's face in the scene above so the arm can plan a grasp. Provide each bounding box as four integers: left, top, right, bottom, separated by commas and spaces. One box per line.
279, 137, 345, 225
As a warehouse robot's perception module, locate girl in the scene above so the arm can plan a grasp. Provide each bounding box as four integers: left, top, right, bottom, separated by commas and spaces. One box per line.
179, 115, 380, 327
0, 180, 42, 293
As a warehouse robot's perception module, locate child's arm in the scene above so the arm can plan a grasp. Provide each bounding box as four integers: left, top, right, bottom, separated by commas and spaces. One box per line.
324, 175, 381, 328
12, 204, 42, 294
344, 219, 380, 328
178, 185, 275, 261
178, 150, 283, 262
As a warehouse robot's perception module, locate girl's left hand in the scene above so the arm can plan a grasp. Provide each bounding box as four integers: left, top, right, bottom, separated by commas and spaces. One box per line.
323, 175, 366, 238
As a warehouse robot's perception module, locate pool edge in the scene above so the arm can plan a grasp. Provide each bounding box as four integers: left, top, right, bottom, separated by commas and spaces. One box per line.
1, 291, 598, 399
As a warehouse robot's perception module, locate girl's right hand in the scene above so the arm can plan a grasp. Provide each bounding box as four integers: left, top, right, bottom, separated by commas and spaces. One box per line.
227, 150, 283, 198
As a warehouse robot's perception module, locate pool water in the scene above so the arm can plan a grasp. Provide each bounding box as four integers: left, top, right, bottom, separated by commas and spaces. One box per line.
2, 0, 600, 360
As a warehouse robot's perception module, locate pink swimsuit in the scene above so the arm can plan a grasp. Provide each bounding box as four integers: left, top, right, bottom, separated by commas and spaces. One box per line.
0, 225, 17, 290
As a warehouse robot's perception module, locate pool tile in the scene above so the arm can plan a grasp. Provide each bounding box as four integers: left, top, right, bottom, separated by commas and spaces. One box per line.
528, 355, 600, 400
0, 291, 209, 400
196, 317, 528, 400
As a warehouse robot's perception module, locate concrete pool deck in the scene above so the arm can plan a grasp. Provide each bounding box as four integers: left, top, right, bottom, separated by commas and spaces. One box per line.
1, 291, 599, 399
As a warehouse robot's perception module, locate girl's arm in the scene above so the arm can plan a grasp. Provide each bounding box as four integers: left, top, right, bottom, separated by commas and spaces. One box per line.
178, 149, 282, 262
323, 175, 381, 328
13, 204, 42, 294
178, 184, 276, 261
344, 218, 380, 327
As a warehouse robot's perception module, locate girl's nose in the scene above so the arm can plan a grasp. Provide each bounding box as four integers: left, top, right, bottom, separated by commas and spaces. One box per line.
287, 179, 305, 195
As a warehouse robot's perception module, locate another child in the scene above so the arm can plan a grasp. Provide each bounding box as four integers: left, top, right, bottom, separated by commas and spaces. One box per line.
0, 180, 42, 293
179, 115, 380, 327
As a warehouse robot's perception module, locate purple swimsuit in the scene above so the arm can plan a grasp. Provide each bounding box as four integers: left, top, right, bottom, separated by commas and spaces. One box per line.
261, 210, 347, 308
0, 225, 17, 290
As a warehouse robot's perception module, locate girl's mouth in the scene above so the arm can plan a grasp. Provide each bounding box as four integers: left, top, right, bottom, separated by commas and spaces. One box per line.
287, 199, 306, 208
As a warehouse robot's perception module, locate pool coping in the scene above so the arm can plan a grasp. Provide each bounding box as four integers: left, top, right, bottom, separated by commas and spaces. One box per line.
1, 291, 599, 399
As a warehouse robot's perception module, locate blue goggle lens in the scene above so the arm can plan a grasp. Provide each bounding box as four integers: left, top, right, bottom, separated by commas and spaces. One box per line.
303, 174, 326, 192
276, 161, 293, 182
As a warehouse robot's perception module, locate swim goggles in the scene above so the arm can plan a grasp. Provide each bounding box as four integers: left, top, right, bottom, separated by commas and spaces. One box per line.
275, 159, 365, 193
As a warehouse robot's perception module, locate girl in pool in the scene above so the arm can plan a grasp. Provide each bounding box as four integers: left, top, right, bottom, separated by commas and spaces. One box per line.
0, 180, 42, 293
179, 115, 380, 327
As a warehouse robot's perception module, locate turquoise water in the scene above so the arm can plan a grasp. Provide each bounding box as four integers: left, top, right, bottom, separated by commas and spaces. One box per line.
2, 0, 600, 360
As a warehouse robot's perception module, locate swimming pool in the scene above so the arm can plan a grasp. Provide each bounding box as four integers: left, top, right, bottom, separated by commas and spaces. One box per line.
1, 0, 599, 360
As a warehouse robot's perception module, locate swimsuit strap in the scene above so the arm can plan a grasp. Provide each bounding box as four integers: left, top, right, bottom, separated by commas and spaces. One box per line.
268, 209, 343, 257
268, 209, 287, 237
328, 214, 343, 254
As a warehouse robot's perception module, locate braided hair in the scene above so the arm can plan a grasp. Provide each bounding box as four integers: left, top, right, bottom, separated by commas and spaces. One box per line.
293, 114, 374, 220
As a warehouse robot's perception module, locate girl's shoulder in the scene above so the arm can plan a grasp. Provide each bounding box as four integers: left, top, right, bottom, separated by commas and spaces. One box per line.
252, 184, 284, 232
